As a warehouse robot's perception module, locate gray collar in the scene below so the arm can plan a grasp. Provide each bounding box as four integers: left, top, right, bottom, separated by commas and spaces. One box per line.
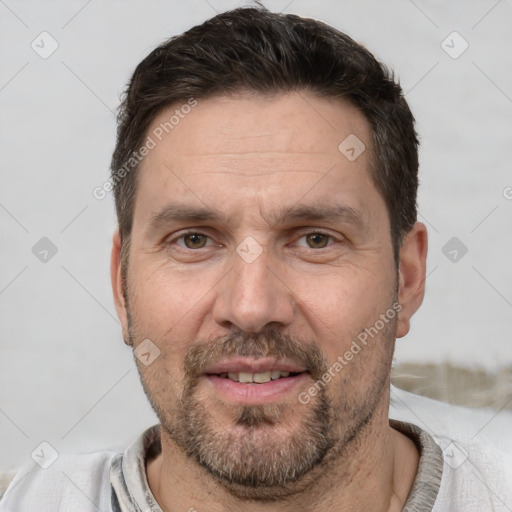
390, 419, 444, 512
110, 421, 443, 511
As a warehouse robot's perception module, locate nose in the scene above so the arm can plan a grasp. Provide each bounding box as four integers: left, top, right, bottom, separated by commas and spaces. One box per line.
212, 246, 295, 334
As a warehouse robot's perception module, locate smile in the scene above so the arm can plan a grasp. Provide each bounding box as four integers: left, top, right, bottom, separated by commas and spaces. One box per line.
214, 370, 299, 383
202, 358, 310, 404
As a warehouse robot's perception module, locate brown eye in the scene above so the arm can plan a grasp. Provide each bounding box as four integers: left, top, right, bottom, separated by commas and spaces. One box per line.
183, 233, 208, 249
305, 233, 331, 249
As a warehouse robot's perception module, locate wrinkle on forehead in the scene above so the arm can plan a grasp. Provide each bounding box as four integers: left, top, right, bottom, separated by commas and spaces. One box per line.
145, 92, 371, 160
160, 153, 340, 179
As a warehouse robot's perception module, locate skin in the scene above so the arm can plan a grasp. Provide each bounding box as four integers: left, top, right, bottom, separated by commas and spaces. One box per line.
111, 91, 428, 512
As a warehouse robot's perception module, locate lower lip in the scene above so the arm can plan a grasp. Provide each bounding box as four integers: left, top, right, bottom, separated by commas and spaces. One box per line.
204, 373, 310, 405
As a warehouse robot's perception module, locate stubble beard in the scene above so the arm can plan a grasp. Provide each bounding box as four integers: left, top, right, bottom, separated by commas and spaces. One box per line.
127, 305, 396, 501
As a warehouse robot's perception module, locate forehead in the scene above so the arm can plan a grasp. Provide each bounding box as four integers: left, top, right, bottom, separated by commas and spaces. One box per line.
133, 92, 382, 230
144, 92, 371, 164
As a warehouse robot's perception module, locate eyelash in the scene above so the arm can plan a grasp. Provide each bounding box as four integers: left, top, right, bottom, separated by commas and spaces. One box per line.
168, 230, 339, 250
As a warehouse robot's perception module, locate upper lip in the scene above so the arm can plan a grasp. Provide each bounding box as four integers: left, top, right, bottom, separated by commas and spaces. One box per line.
203, 357, 307, 375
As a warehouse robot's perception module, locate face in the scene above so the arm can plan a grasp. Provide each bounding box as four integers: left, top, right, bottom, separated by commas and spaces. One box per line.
112, 92, 415, 499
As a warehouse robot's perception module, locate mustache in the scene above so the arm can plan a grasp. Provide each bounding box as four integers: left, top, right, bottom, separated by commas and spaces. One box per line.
183, 330, 329, 382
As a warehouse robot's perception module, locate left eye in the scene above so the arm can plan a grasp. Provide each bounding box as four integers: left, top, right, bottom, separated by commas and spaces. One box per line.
297, 233, 335, 249
177, 233, 211, 249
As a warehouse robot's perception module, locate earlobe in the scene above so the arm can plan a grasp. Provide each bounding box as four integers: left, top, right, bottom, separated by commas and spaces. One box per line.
396, 222, 428, 339
110, 230, 130, 344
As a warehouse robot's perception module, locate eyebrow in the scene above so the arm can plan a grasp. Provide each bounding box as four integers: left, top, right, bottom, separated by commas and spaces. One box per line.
146, 202, 365, 234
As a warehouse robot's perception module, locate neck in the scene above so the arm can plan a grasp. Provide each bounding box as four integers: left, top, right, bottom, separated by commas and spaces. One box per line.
146, 397, 419, 512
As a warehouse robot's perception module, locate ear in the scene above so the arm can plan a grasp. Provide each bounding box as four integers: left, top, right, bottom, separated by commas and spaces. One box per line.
110, 229, 130, 344
396, 222, 428, 338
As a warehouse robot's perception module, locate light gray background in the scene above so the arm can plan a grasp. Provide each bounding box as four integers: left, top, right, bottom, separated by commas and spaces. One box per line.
1, 0, 511, 471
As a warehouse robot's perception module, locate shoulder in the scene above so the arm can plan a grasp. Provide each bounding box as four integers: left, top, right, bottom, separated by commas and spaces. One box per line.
0, 450, 117, 512
390, 385, 512, 510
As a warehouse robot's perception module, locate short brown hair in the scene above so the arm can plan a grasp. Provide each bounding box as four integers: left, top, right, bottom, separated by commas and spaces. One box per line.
111, 6, 419, 278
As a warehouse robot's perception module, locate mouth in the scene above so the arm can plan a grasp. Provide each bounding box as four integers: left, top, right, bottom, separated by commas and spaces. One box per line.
211, 370, 302, 383
202, 358, 310, 405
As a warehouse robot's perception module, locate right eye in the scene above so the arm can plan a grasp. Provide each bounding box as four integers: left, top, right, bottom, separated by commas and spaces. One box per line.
173, 232, 212, 249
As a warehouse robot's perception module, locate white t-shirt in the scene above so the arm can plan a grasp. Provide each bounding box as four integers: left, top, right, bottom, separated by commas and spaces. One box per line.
1, 385, 511, 511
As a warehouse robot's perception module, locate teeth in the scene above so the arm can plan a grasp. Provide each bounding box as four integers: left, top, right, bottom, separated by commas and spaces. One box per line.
220, 371, 295, 383
253, 371, 272, 383
238, 372, 253, 383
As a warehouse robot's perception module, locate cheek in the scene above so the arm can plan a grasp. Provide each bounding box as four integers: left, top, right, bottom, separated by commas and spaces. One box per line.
291, 267, 395, 357
129, 261, 217, 332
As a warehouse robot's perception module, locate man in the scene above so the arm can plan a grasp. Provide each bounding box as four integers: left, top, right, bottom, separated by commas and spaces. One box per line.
1, 6, 511, 511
